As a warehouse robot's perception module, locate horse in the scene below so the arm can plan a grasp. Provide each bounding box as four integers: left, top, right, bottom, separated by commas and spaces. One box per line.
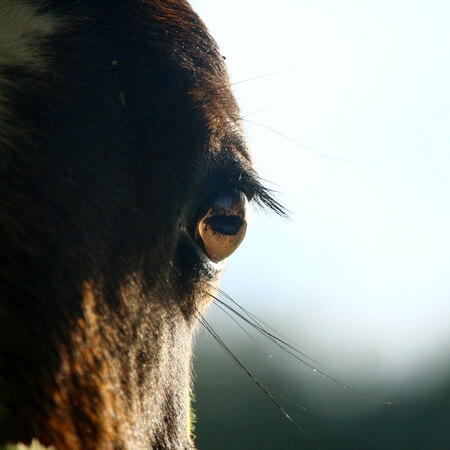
0, 0, 281, 448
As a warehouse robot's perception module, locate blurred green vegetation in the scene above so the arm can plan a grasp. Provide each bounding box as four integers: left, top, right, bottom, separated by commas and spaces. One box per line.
193, 329, 450, 449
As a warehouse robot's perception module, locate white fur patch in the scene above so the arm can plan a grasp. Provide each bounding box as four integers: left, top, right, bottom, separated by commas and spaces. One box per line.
0, 0, 62, 148
0, 0, 60, 69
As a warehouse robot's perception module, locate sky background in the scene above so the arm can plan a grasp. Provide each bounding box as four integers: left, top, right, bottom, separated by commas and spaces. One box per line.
189, 2, 450, 445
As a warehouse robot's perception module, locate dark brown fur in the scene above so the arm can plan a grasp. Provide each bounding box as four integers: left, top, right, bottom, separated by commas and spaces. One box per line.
0, 1, 269, 448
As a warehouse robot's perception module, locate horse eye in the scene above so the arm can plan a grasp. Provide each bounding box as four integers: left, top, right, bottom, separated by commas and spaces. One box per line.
196, 189, 248, 262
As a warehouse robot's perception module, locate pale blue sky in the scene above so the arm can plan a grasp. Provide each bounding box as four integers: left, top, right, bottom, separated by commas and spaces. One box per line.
190, 0, 450, 393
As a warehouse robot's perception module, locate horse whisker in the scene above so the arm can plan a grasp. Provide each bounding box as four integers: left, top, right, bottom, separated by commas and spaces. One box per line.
195, 309, 318, 449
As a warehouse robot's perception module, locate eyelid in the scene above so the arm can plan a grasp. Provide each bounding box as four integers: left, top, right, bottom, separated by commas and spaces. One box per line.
194, 181, 250, 225
218, 169, 262, 203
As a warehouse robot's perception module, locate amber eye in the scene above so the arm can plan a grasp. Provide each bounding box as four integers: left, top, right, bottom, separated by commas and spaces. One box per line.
196, 189, 248, 262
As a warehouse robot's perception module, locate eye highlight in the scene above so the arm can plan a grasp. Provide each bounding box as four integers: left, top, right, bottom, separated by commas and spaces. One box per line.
196, 189, 248, 262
